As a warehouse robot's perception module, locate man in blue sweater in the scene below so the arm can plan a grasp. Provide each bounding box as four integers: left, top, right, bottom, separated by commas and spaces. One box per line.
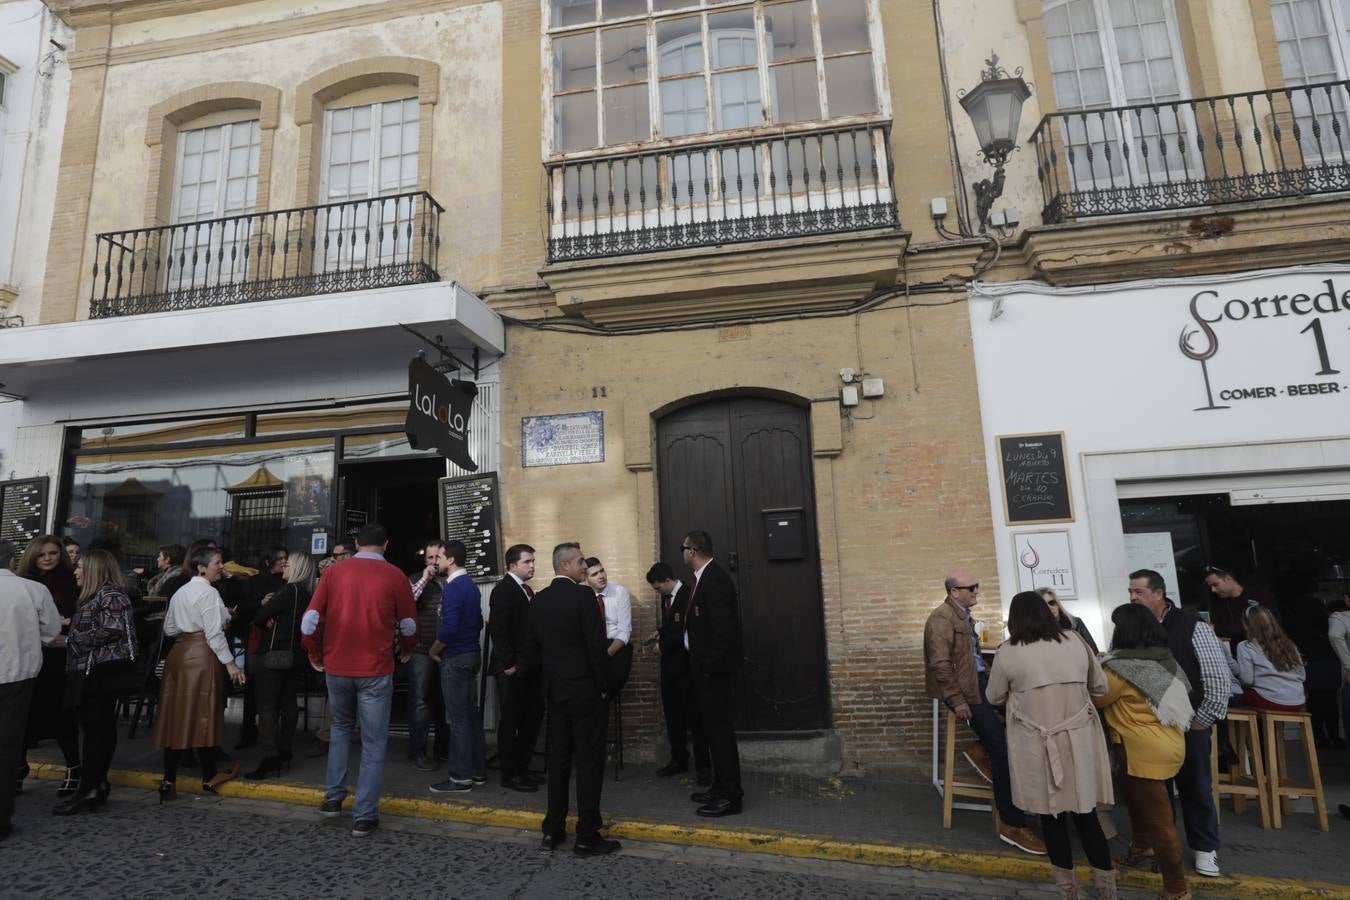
427, 540, 486, 793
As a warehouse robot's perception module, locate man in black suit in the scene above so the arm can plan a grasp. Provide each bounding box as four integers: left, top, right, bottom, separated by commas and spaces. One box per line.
646, 562, 711, 784
682, 529, 744, 817
523, 542, 619, 856
487, 543, 542, 793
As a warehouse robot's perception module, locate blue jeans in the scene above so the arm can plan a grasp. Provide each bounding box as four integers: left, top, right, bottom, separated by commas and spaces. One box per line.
967, 672, 1027, 828
1174, 726, 1220, 853
440, 651, 486, 782
324, 674, 393, 822
397, 653, 439, 757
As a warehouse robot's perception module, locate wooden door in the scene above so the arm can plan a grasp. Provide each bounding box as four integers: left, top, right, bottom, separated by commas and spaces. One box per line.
658, 396, 829, 731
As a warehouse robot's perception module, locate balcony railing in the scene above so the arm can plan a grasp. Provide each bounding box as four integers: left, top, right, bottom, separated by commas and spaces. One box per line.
544, 122, 898, 263
1029, 80, 1350, 224
90, 191, 443, 318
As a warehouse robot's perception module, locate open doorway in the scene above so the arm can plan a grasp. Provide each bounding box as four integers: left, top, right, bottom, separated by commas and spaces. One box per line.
338, 456, 444, 575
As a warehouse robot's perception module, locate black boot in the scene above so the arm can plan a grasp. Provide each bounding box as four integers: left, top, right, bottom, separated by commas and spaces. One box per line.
245, 756, 290, 781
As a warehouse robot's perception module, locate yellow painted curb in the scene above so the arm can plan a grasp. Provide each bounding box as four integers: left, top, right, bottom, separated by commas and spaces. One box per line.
30, 764, 1347, 899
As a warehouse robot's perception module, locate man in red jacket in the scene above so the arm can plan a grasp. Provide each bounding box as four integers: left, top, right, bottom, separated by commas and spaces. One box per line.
302, 523, 417, 837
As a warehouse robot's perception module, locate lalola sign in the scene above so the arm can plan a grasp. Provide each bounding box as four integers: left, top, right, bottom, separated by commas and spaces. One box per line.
405, 356, 478, 472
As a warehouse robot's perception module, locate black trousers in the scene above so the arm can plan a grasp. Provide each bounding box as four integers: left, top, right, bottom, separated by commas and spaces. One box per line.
75, 693, 119, 794
251, 664, 300, 757
496, 672, 544, 782
1040, 811, 1112, 870
542, 696, 606, 841
695, 671, 742, 800
609, 644, 634, 695
0, 679, 35, 828
661, 669, 709, 773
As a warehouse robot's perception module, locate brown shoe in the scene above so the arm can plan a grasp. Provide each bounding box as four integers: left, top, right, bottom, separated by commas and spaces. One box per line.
204, 761, 241, 793
1117, 845, 1156, 871
963, 742, 994, 784
998, 823, 1047, 855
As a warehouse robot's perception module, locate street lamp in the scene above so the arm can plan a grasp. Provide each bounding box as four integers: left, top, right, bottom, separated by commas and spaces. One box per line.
958, 53, 1031, 233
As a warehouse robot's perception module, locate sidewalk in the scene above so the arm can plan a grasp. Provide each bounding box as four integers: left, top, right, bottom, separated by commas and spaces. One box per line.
27, 724, 1350, 899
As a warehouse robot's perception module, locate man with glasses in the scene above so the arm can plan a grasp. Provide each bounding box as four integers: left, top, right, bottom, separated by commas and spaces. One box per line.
924, 571, 1045, 855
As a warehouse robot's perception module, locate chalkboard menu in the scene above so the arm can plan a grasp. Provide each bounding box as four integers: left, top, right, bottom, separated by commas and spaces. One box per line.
0, 477, 49, 545
996, 433, 1073, 525
438, 473, 501, 578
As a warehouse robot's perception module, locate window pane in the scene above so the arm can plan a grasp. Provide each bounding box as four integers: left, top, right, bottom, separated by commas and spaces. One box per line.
709, 11, 757, 67
819, 0, 871, 55
660, 75, 707, 135
552, 0, 597, 27
555, 32, 597, 91
602, 0, 646, 19
771, 60, 821, 122
657, 16, 704, 76
604, 82, 651, 142
714, 69, 761, 128
555, 90, 599, 150
824, 54, 876, 116
653, 0, 695, 10
603, 24, 649, 84
766, 0, 815, 61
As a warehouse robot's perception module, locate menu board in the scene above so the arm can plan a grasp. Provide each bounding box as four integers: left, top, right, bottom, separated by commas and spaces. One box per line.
996, 432, 1073, 525
0, 477, 49, 545
438, 473, 501, 578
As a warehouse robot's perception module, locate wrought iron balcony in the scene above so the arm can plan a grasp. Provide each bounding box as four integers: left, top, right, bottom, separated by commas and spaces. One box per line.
1029, 80, 1350, 224
544, 122, 899, 263
90, 191, 443, 318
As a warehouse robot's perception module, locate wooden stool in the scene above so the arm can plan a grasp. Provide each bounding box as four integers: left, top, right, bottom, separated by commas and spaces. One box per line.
1260, 710, 1329, 831
932, 700, 997, 829
1210, 708, 1269, 828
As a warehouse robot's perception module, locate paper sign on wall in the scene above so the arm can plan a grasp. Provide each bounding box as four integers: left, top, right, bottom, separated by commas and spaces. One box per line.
1012, 530, 1077, 598
1123, 532, 1180, 601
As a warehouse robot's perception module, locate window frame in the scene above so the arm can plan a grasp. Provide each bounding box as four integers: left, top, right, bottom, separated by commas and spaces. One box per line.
317, 96, 421, 205
543, 0, 890, 160
1270, 0, 1350, 83
168, 117, 263, 226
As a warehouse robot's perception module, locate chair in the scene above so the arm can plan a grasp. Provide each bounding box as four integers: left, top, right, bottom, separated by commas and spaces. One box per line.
1210, 708, 1269, 828
1260, 709, 1329, 831
932, 699, 996, 829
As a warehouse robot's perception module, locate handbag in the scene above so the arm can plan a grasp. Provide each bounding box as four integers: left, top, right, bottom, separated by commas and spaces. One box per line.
262, 585, 298, 671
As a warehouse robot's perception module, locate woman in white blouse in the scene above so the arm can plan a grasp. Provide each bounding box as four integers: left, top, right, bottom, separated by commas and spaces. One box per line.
152, 546, 245, 801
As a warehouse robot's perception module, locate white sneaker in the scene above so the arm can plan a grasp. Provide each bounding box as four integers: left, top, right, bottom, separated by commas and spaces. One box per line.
1194, 850, 1221, 877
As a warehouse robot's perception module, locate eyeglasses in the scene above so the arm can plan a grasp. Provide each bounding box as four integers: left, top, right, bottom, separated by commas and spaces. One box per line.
333, 550, 352, 558
679, 545, 693, 553
951, 584, 979, 592
1046, 599, 1059, 606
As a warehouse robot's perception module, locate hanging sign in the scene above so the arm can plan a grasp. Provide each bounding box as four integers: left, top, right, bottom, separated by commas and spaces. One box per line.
406, 356, 478, 472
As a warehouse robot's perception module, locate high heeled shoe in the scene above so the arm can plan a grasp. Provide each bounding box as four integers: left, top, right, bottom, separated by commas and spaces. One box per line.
56, 765, 81, 798
244, 756, 291, 781
157, 780, 177, 804
51, 789, 100, 816
202, 761, 241, 793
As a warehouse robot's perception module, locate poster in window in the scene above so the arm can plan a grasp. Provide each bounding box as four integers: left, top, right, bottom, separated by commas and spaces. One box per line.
284, 455, 330, 527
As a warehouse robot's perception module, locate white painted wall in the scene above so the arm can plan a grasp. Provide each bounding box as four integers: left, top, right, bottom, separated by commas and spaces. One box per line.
0, 0, 72, 324
968, 263, 1350, 642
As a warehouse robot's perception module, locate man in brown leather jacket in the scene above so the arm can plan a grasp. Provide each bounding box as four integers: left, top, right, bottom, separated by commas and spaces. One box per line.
924, 570, 1045, 855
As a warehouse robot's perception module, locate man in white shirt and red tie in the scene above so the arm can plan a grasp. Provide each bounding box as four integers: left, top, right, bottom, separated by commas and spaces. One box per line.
585, 558, 633, 693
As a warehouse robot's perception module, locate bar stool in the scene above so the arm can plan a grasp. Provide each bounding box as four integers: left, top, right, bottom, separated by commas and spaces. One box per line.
1260, 710, 1329, 831
1210, 708, 1269, 828
932, 700, 997, 829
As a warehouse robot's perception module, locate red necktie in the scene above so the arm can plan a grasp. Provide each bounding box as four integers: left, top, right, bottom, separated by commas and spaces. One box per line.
524, 583, 534, 599
683, 577, 698, 629
596, 592, 607, 620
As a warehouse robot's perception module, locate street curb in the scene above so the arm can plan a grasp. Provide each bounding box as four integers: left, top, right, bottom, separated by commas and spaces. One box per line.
31, 764, 1347, 898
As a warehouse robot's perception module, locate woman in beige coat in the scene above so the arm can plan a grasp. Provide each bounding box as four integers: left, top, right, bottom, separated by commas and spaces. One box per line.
988, 591, 1115, 899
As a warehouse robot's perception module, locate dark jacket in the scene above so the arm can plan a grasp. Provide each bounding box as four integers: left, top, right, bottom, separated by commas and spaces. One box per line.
523, 576, 610, 703
253, 582, 311, 663
488, 575, 531, 676
1160, 601, 1205, 712
65, 586, 138, 675
657, 581, 692, 678
685, 560, 742, 677
412, 575, 445, 654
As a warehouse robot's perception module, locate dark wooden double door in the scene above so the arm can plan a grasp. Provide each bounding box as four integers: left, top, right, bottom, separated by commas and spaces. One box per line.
658, 396, 829, 732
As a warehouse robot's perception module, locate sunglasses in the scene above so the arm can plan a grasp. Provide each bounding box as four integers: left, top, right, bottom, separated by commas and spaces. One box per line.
679, 545, 693, 552
951, 584, 979, 592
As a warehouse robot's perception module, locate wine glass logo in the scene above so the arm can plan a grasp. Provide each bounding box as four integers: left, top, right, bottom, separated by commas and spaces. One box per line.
1178, 291, 1229, 411
1019, 542, 1040, 590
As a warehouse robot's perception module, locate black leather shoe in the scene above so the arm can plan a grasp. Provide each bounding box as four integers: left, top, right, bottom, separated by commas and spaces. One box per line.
655, 761, 688, 777
540, 833, 566, 851
690, 789, 720, 804
573, 836, 621, 856
696, 797, 742, 818
696, 770, 713, 787
52, 791, 100, 816
502, 776, 538, 793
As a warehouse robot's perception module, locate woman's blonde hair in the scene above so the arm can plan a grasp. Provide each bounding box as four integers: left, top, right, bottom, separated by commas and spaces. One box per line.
1245, 607, 1302, 672
18, 534, 73, 579
285, 551, 317, 591
77, 549, 128, 602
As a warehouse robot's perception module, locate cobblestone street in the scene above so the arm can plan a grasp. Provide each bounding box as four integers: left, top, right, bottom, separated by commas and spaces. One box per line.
2, 779, 1150, 900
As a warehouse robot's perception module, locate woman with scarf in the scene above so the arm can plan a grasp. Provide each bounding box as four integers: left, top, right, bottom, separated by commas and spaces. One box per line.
16, 535, 81, 797
1094, 603, 1193, 900
987, 592, 1115, 899
55, 550, 139, 815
